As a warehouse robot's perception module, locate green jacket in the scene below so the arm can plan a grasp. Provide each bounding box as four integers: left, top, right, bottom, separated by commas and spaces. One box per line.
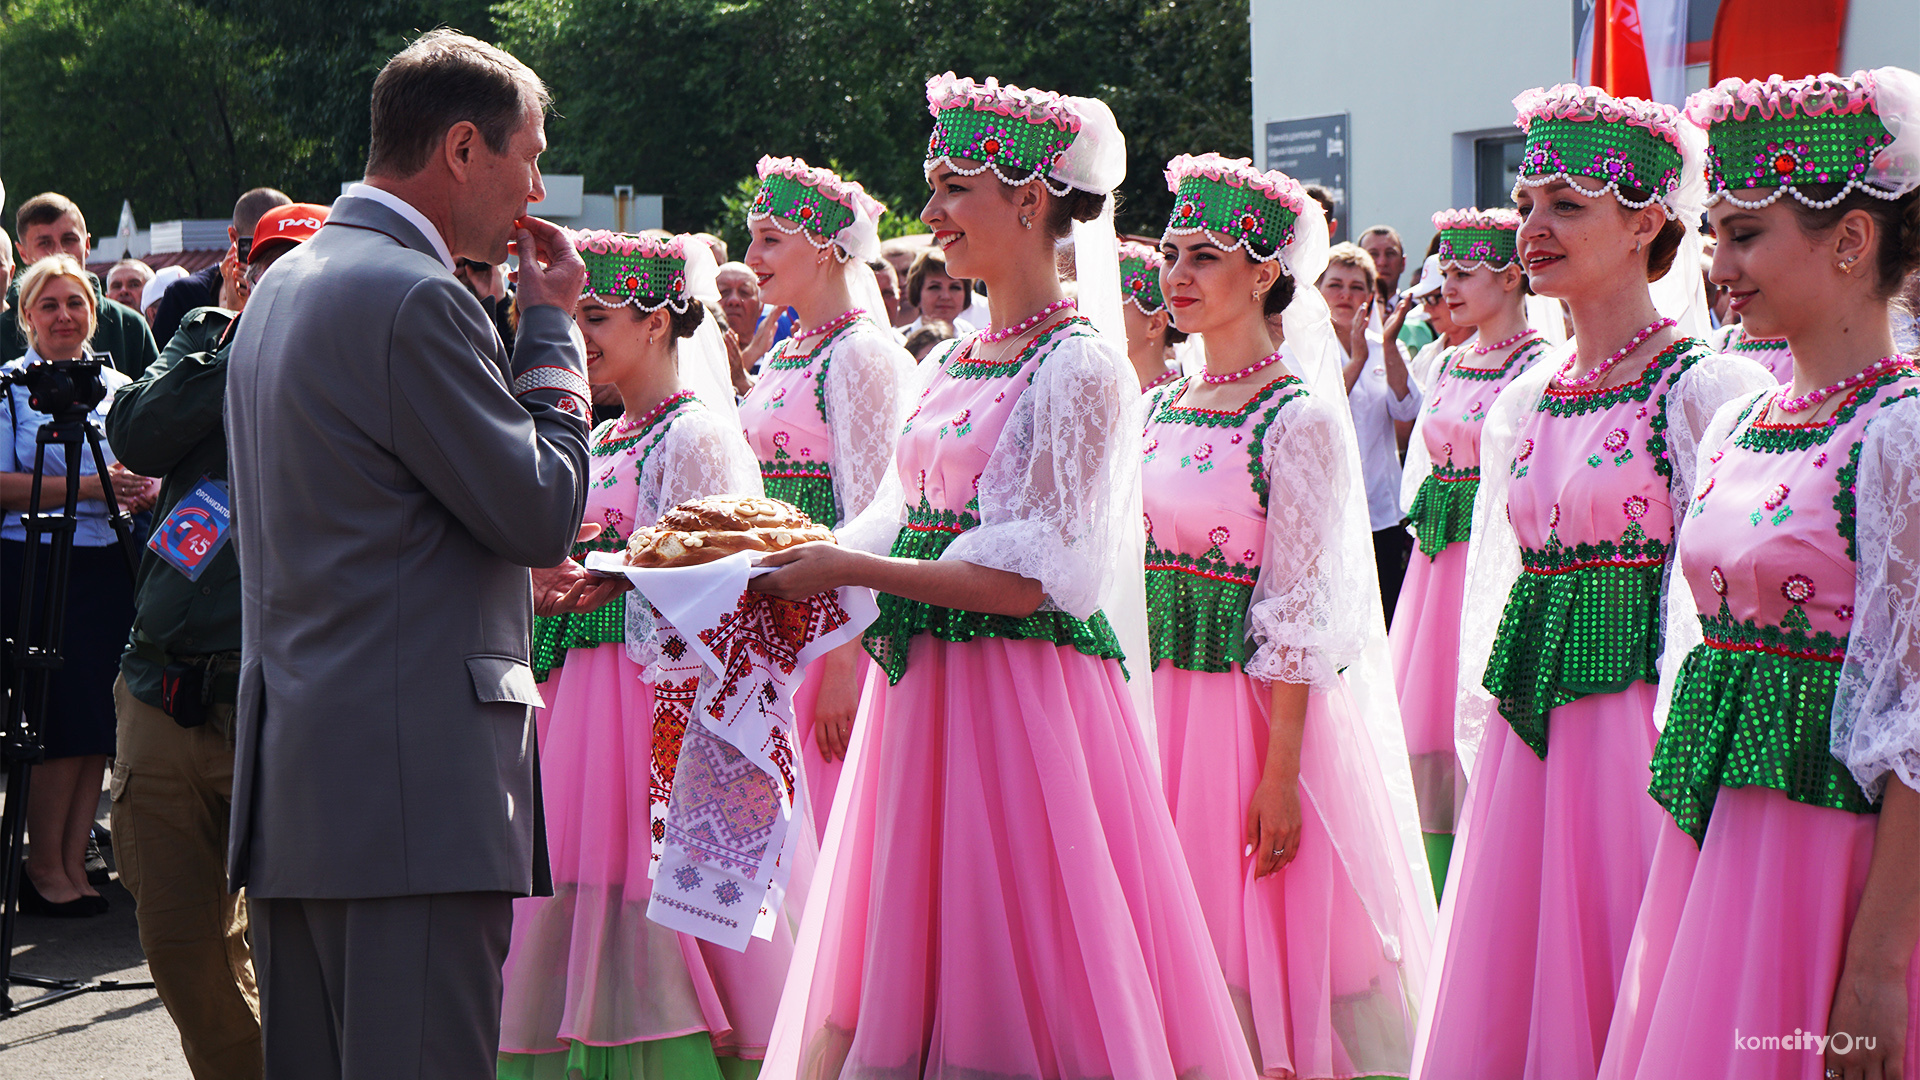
3, 272, 161, 377
105, 306, 238, 708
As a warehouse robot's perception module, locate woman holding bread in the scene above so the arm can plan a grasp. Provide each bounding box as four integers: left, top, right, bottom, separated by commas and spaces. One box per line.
498, 232, 791, 1080
739, 155, 909, 839
751, 74, 1253, 1078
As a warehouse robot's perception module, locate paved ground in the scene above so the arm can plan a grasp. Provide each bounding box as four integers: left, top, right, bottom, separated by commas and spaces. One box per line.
0, 778, 192, 1079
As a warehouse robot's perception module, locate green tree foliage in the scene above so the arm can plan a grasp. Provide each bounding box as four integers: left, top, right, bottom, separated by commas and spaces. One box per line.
496, 0, 1252, 237
0, 0, 1250, 243
0, 0, 315, 232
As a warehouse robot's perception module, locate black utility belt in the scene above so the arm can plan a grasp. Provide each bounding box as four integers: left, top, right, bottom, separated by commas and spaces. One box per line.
135, 642, 239, 728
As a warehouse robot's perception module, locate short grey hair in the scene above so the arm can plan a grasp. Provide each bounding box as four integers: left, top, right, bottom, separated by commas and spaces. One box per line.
365, 30, 550, 179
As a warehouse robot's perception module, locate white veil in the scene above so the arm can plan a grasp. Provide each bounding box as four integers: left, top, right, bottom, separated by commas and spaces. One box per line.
1269, 196, 1439, 939
1057, 95, 1158, 758
677, 240, 741, 427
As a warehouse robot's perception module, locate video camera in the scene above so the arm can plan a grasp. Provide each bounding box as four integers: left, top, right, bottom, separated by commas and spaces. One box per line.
4, 356, 110, 420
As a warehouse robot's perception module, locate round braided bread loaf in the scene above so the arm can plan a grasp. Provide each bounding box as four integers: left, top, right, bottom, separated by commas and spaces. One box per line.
623, 495, 834, 568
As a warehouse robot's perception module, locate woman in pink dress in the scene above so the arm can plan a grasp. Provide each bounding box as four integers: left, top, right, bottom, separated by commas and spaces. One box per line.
750, 74, 1256, 1079
1120, 240, 1183, 392
1145, 153, 1433, 1079
500, 233, 788, 1080
1595, 68, 1920, 1080
739, 156, 909, 841
1413, 86, 1775, 1080
1389, 208, 1550, 898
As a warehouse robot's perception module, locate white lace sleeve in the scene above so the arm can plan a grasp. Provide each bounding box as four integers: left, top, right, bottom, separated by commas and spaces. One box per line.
836, 340, 956, 557
1652, 354, 1778, 726
942, 332, 1134, 620
1834, 392, 1920, 801
1664, 353, 1776, 508
1454, 350, 1560, 778
639, 407, 767, 521
1243, 393, 1371, 690
1654, 388, 1771, 729
821, 325, 911, 527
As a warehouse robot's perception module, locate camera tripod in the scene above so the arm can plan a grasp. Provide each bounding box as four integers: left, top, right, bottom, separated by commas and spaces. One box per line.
0, 359, 149, 1017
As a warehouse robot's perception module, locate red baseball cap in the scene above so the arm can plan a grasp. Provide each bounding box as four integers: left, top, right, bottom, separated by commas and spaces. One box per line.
249, 203, 330, 264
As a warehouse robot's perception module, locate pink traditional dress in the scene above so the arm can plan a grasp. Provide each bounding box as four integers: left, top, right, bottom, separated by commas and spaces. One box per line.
1594, 366, 1920, 1080
1415, 338, 1774, 1080
739, 312, 904, 840
1144, 369, 1431, 1079
1389, 335, 1549, 894
502, 393, 790, 1080
760, 319, 1256, 1079
1712, 323, 1795, 382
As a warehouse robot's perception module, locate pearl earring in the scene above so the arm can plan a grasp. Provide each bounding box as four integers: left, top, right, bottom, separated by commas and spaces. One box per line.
1020, 215, 1032, 230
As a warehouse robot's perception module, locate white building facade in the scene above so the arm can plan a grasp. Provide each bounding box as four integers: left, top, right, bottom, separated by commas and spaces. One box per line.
1250, 0, 1919, 259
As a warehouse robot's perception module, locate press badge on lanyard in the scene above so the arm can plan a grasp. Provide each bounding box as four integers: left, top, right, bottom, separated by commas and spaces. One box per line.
149, 476, 232, 581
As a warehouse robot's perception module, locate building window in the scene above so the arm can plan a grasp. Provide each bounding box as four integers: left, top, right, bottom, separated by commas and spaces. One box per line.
1476, 135, 1526, 211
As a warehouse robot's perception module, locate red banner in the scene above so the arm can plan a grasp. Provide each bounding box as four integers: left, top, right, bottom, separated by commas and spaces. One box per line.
1711, 0, 1849, 84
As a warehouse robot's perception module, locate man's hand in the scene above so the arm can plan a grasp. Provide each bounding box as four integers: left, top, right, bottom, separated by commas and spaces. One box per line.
509, 216, 586, 315
532, 523, 629, 616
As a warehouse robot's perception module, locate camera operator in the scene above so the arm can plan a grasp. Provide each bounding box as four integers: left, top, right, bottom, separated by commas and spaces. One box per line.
101, 202, 326, 1079
0, 255, 154, 918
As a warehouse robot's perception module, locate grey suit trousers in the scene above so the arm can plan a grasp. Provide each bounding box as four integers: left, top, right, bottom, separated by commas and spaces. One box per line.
251, 893, 512, 1080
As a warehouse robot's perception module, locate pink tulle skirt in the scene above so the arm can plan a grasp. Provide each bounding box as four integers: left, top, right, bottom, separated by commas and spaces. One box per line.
792, 652, 872, 844
760, 636, 1256, 1080
1597, 785, 1920, 1080
1388, 543, 1469, 835
1412, 683, 1664, 1080
499, 642, 798, 1060
1156, 662, 1421, 1079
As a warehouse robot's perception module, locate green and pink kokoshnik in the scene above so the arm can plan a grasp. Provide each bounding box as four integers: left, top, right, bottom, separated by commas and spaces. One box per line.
1162, 152, 1309, 266
748, 155, 886, 258
1119, 241, 1167, 314
1685, 70, 1911, 209
1514, 84, 1688, 209
1433, 208, 1521, 270
575, 230, 691, 311
924, 73, 1082, 193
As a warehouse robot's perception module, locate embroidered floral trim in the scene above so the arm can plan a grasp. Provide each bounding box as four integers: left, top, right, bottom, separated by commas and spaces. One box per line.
944, 317, 1090, 380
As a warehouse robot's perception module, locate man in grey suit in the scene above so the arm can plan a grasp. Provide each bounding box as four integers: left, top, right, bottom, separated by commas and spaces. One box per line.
225, 30, 618, 1079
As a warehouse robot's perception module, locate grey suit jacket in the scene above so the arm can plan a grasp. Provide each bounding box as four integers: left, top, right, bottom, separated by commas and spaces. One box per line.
225, 196, 590, 897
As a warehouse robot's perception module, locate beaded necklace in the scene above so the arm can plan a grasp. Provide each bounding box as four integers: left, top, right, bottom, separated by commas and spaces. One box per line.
612, 390, 696, 437
1142, 367, 1180, 393
765, 312, 866, 371
791, 307, 865, 344
1450, 336, 1549, 382
980, 297, 1076, 344
1554, 317, 1675, 389
1775, 355, 1914, 414
1202, 347, 1287, 385
1473, 328, 1539, 356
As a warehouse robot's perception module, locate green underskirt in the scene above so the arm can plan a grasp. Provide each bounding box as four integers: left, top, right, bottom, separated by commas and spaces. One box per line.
498, 1035, 760, 1080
